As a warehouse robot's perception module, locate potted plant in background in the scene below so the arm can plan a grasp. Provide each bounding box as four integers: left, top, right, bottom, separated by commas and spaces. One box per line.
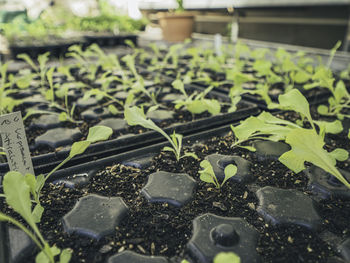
158, 0, 194, 42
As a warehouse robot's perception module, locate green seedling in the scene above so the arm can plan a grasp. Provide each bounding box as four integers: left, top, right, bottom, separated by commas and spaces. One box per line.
57, 65, 74, 81
199, 160, 237, 189
32, 126, 112, 207
279, 128, 350, 188
1, 125, 112, 221
11, 69, 35, 90
317, 80, 350, 120
0, 62, 23, 114
303, 41, 342, 93
129, 79, 159, 106
17, 52, 50, 88
0, 171, 72, 263
172, 80, 221, 116
122, 54, 140, 80
45, 66, 56, 105
83, 88, 124, 107
124, 106, 197, 161
0, 126, 112, 262
231, 90, 349, 189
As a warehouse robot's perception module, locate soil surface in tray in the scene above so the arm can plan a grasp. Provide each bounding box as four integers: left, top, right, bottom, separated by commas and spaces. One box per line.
2, 111, 349, 263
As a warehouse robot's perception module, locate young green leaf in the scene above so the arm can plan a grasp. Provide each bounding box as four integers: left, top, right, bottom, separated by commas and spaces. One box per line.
317, 105, 329, 115
59, 112, 68, 122
327, 40, 341, 68
199, 160, 217, 186
32, 204, 44, 223
59, 248, 72, 263
35, 245, 60, 263
183, 152, 199, 160
290, 70, 310, 84
279, 128, 350, 189
125, 106, 160, 131
69, 141, 91, 158
329, 148, 349, 162
222, 164, 237, 186
108, 104, 120, 115
270, 89, 315, 129
125, 106, 194, 161
86, 126, 113, 143
3, 171, 36, 229
214, 252, 241, 263
314, 120, 343, 135
17, 53, 38, 72
172, 79, 187, 97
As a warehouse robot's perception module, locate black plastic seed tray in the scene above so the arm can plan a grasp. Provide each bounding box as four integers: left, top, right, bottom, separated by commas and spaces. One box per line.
84, 34, 138, 47
10, 40, 84, 59
2, 117, 349, 263
0, 88, 259, 176
0, 124, 236, 263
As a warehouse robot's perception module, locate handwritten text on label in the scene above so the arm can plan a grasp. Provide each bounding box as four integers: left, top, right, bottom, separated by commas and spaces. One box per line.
0, 111, 34, 175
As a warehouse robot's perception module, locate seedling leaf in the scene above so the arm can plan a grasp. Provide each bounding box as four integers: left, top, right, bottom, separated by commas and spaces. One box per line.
222, 164, 237, 186
3, 171, 36, 229
32, 204, 44, 223
274, 89, 314, 128
69, 141, 91, 158
238, 145, 256, 152
108, 105, 120, 115
330, 148, 349, 162
314, 120, 343, 135
163, 146, 175, 153
125, 106, 157, 130
60, 248, 72, 263
59, 112, 68, 122
86, 126, 113, 143
214, 252, 241, 263
17, 54, 38, 71
317, 105, 329, 115
279, 128, 350, 188
182, 152, 199, 160
279, 150, 306, 174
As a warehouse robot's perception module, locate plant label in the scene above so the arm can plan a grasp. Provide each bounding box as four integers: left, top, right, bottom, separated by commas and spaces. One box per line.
215, 34, 222, 56
0, 111, 34, 175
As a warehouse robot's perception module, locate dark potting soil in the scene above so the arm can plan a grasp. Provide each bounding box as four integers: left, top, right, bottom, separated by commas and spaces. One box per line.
2, 118, 349, 263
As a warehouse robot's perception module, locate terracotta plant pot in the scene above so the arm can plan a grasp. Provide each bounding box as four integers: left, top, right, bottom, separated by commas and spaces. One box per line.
158, 12, 194, 42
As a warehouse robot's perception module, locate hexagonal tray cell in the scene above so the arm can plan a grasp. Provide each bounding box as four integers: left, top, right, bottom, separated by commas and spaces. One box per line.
186, 213, 260, 263
62, 194, 129, 240
256, 186, 322, 230
141, 171, 197, 207
305, 166, 350, 200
